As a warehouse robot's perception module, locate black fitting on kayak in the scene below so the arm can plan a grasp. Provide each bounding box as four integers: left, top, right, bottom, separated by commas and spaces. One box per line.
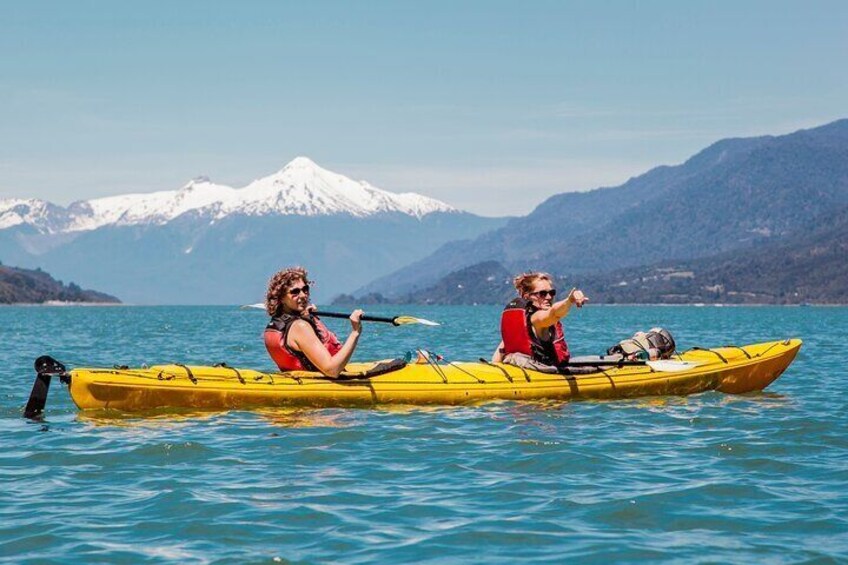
214, 362, 246, 384
25, 356, 69, 420
722, 345, 752, 360
689, 347, 728, 364
175, 364, 198, 384
480, 358, 514, 383
446, 361, 485, 384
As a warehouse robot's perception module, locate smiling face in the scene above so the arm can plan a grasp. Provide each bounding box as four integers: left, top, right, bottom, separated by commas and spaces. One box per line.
523, 278, 556, 310
281, 277, 311, 314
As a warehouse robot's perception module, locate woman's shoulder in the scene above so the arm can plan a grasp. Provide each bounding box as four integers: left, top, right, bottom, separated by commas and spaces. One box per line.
288, 317, 318, 336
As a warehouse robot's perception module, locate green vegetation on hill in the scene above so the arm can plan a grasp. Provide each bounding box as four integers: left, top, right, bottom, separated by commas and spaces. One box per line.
400, 261, 515, 305
369, 206, 848, 305
344, 202, 848, 305
585, 206, 848, 304
334, 261, 578, 305
357, 119, 848, 301
0, 261, 120, 304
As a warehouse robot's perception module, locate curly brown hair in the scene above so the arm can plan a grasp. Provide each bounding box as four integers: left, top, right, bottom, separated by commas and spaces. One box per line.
265, 266, 312, 316
513, 271, 553, 297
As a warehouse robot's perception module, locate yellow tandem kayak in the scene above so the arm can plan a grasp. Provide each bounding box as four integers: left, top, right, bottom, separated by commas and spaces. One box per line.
49, 339, 801, 413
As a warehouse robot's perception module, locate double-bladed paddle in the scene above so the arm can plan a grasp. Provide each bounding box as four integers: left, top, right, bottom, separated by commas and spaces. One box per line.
566, 356, 699, 372
240, 303, 440, 326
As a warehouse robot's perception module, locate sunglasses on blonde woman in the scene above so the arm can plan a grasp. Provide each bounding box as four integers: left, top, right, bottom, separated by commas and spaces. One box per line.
530, 289, 557, 299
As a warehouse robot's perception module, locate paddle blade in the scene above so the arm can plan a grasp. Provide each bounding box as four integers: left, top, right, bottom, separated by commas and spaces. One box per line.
646, 360, 701, 372
393, 316, 441, 327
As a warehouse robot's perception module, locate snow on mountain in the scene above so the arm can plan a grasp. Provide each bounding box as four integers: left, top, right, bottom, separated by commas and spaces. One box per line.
236, 157, 454, 218
0, 198, 72, 233
0, 199, 40, 230
64, 177, 237, 232
0, 157, 457, 234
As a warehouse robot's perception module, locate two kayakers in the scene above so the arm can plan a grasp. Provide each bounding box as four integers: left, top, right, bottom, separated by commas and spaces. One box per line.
263, 266, 586, 375
264, 267, 364, 377
493, 271, 588, 371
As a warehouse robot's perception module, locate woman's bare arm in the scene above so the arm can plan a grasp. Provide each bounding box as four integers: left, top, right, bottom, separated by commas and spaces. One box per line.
288, 318, 361, 377
491, 340, 505, 363
530, 288, 589, 329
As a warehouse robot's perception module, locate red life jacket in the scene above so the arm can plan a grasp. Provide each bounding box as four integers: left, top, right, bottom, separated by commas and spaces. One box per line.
500, 297, 570, 366
264, 312, 343, 372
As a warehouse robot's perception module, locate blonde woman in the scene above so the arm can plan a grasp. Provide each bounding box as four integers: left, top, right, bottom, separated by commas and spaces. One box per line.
493, 272, 588, 369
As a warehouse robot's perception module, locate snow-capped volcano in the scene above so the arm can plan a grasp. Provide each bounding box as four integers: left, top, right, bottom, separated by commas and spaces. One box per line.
1, 157, 456, 234
233, 157, 454, 218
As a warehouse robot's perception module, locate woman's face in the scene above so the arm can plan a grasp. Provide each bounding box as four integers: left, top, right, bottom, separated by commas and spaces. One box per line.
281, 278, 311, 313
525, 278, 556, 309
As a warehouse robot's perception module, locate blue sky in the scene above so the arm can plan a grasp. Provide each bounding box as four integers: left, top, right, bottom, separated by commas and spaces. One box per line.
1, 1, 846, 216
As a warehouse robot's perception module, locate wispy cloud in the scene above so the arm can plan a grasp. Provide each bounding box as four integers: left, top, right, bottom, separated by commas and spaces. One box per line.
586, 127, 710, 142
552, 103, 616, 119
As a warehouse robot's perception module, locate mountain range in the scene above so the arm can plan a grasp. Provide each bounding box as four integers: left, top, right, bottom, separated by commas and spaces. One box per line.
0, 158, 506, 304
352, 119, 848, 304
5, 119, 847, 306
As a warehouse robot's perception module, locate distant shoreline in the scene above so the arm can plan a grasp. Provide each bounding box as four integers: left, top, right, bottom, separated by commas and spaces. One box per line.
0, 301, 124, 307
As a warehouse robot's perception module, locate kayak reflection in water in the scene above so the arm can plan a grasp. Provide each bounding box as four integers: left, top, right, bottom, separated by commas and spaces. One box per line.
492, 271, 589, 371
263, 266, 364, 377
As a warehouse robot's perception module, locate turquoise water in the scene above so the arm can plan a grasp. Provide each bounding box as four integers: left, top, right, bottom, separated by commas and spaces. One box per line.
1, 305, 846, 563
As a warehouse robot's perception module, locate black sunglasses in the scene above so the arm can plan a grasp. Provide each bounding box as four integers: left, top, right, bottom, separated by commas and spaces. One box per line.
288, 284, 310, 297
530, 289, 556, 299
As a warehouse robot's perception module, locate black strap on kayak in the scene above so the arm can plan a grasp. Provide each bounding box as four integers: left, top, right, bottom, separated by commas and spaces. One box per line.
157, 370, 174, 381
480, 359, 530, 382
421, 351, 485, 384
430, 359, 449, 384
420, 352, 448, 384
446, 361, 485, 384
214, 362, 246, 384
479, 359, 514, 383
721, 345, 752, 360
688, 347, 728, 364
253, 372, 276, 385
755, 342, 782, 358
175, 364, 198, 384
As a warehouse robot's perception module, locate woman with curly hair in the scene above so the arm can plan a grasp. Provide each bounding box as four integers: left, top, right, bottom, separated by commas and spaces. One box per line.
263, 266, 364, 377
492, 271, 588, 370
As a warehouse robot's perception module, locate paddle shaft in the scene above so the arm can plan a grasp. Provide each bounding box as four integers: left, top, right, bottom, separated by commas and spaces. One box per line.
566, 360, 646, 367
315, 311, 398, 325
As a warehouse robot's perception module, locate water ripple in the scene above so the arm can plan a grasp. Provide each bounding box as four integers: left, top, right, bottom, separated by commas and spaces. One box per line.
1, 305, 847, 562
